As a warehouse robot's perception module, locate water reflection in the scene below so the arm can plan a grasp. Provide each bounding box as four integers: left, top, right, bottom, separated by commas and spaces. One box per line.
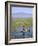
10, 27, 33, 39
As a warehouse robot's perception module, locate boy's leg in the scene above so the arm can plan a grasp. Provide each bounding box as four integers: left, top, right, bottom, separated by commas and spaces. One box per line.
23, 32, 25, 38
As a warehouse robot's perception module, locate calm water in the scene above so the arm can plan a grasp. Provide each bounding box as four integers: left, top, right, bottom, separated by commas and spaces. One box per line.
10, 27, 33, 39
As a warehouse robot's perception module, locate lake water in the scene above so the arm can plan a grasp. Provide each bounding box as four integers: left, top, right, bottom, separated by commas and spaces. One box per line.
10, 27, 33, 39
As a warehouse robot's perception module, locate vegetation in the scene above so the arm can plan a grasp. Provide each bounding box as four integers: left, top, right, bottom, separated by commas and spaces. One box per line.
10, 18, 32, 32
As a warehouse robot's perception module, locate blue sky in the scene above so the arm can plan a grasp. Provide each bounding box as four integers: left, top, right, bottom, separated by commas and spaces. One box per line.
11, 7, 32, 18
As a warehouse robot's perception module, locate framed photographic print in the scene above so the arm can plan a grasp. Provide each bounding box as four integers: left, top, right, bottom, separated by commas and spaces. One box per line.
5, 1, 37, 45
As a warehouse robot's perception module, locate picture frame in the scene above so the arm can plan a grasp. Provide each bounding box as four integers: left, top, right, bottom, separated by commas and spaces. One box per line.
5, 1, 37, 45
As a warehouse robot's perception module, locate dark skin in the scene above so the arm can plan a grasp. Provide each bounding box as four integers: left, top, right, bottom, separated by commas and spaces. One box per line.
23, 26, 25, 31
22, 26, 25, 38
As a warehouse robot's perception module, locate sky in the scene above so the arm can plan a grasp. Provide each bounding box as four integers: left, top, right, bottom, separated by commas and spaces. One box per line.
11, 7, 32, 18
